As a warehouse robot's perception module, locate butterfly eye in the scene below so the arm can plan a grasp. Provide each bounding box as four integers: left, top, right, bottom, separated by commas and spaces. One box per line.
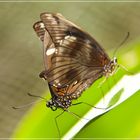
114, 57, 117, 64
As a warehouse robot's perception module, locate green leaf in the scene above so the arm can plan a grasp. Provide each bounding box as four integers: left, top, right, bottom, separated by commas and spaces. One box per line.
107, 88, 124, 108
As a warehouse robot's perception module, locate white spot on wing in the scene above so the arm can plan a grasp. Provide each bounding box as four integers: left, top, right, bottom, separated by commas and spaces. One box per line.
58, 83, 61, 86
46, 47, 56, 56
46, 15, 53, 19
70, 36, 76, 41
73, 80, 78, 85
60, 40, 63, 45
53, 84, 57, 87
55, 49, 58, 54
40, 23, 45, 29
64, 35, 76, 41
65, 35, 70, 39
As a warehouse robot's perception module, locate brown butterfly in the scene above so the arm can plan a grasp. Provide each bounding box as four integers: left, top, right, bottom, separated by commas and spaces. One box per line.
33, 12, 118, 111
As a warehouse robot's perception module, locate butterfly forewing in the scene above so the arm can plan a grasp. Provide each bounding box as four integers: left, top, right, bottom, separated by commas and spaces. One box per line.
33, 12, 111, 101
33, 21, 56, 71
39, 12, 110, 87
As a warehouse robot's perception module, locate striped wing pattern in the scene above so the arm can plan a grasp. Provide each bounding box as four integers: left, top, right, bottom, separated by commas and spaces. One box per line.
33, 12, 110, 99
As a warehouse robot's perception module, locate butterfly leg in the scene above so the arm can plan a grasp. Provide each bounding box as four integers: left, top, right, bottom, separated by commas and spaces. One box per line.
118, 64, 134, 75
66, 109, 89, 121
55, 111, 65, 138
98, 77, 107, 88
99, 86, 106, 105
72, 102, 108, 110
97, 77, 107, 104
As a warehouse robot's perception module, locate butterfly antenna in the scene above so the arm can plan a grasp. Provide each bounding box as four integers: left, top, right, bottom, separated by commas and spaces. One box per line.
12, 100, 44, 110
72, 102, 108, 110
113, 32, 129, 58
111, 32, 133, 75
118, 64, 134, 75
66, 109, 89, 121
27, 92, 47, 100
12, 93, 47, 110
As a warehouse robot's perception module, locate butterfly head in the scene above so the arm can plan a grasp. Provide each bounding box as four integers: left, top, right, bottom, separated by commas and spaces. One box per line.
104, 57, 118, 77
46, 96, 72, 111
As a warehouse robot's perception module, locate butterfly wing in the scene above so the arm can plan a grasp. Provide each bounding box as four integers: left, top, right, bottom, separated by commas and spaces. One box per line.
33, 21, 55, 72
33, 13, 110, 98
48, 75, 101, 100
39, 12, 110, 87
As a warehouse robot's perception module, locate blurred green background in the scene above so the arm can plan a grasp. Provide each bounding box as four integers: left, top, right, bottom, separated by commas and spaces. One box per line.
0, 2, 140, 139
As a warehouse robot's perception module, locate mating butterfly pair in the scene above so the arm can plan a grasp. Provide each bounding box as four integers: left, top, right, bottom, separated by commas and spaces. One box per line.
33, 12, 118, 111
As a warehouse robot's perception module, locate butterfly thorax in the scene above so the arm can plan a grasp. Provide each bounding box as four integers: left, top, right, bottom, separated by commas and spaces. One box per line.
46, 96, 72, 111
103, 57, 118, 77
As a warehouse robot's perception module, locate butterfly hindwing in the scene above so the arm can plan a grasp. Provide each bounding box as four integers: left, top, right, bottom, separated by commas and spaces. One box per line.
48, 75, 101, 99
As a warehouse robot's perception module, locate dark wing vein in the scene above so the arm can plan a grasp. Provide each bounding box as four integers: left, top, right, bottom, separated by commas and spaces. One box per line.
53, 67, 87, 87
45, 62, 78, 75
47, 65, 81, 78
49, 65, 86, 86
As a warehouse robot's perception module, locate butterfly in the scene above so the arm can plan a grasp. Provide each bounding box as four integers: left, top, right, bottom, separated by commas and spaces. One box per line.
33, 12, 118, 111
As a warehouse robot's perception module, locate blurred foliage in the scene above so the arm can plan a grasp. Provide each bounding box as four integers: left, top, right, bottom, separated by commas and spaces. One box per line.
12, 35, 140, 139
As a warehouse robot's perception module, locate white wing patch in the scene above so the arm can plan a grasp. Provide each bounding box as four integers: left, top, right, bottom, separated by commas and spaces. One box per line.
40, 22, 45, 29
46, 47, 56, 56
